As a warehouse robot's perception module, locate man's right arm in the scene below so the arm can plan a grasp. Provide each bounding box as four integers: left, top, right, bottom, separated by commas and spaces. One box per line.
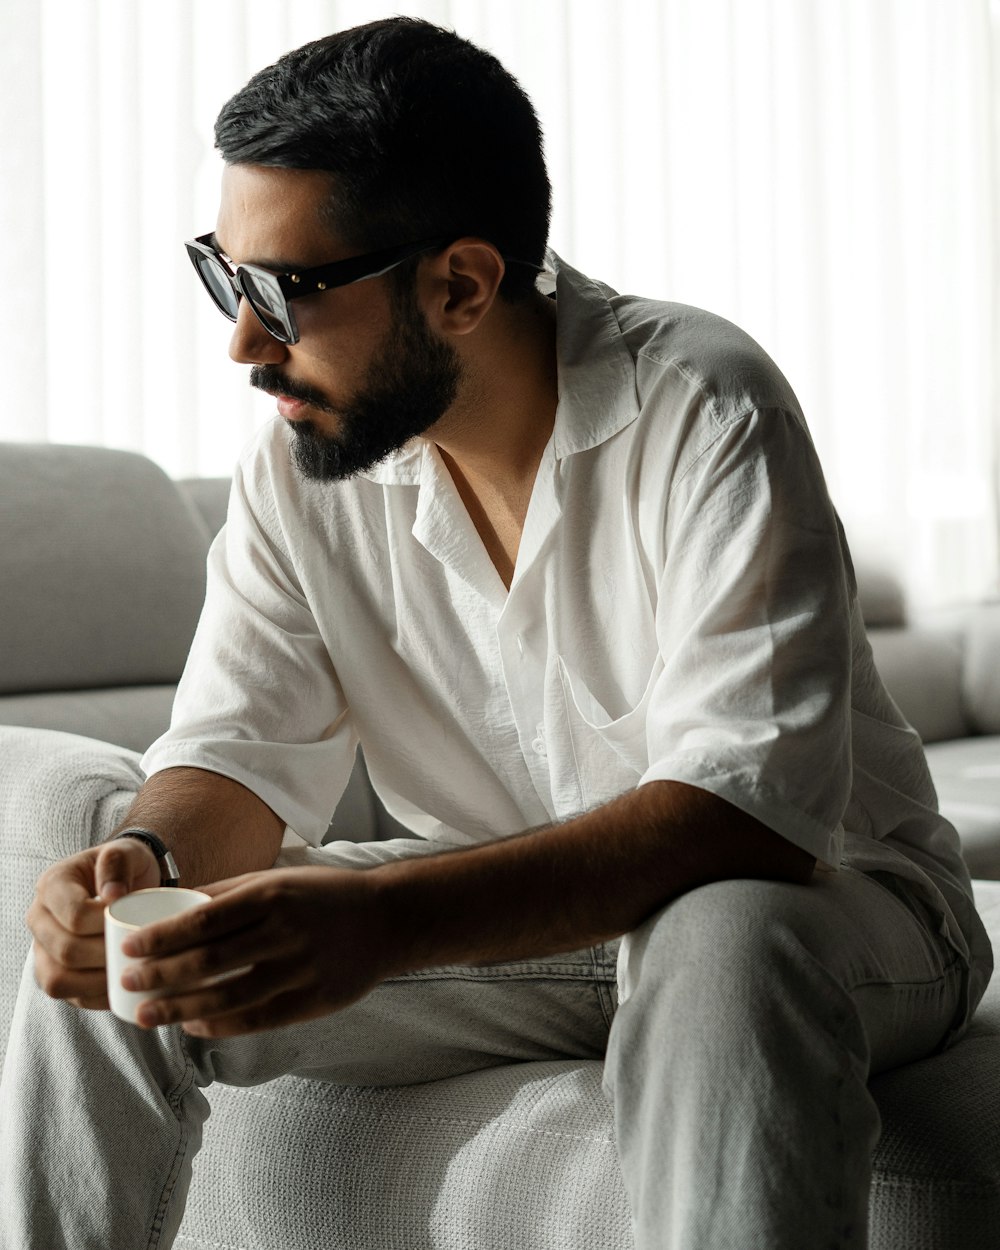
27, 766, 284, 1010
102, 766, 286, 894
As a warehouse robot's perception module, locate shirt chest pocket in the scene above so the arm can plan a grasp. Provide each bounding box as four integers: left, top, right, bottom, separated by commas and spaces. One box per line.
554, 655, 663, 808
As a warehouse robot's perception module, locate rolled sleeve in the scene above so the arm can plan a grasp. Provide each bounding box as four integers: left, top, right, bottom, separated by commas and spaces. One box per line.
639, 407, 856, 866
141, 455, 356, 846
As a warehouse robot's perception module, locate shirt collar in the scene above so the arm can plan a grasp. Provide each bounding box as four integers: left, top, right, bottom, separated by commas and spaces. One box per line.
545, 251, 640, 459
358, 250, 640, 484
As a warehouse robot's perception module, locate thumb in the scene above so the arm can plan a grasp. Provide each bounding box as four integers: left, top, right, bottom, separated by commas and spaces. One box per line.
96, 838, 159, 903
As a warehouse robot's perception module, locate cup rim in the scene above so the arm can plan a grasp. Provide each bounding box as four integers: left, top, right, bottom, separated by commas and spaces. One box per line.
105, 887, 212, 929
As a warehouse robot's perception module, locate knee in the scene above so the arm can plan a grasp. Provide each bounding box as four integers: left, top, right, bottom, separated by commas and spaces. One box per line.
607, 879, 865, 1100
0, 726, 144, 862
618, 876, 841, 1020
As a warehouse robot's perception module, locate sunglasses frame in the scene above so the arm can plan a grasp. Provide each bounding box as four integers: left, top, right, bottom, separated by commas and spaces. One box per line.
184, 234, 452, 344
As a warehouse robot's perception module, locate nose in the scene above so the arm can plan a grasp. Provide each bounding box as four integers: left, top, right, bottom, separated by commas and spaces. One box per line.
228, 299, 289, 365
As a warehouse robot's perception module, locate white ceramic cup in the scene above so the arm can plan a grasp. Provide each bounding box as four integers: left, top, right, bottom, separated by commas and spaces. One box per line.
104, 887, 212, 1024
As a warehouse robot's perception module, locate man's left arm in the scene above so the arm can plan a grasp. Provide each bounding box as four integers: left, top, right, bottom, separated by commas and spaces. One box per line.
372, 779, 815, 972
119, 780, 812, 1036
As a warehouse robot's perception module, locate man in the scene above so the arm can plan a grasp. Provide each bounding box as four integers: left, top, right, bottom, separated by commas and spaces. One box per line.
1, 16, 992, 1250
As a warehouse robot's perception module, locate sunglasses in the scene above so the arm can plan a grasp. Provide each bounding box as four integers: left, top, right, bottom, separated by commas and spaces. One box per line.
184, 234, 451, 344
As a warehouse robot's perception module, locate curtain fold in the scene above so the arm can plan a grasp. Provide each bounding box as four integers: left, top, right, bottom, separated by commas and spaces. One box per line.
1, 0, 997, 607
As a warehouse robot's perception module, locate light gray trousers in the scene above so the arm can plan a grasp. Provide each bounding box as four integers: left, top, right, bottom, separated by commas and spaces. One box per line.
0, 738, 965, 1250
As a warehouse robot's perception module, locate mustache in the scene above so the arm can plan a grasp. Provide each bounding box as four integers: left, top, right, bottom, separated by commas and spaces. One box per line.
250, 365, 334, 413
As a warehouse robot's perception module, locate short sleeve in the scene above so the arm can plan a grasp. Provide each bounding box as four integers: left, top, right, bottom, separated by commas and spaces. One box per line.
141, 455, 357, 845
640, 407, 856, 866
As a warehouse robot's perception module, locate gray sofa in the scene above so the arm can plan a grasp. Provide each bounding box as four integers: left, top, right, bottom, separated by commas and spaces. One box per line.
2, 440, 1000, 1247
859, 569, 1000, 881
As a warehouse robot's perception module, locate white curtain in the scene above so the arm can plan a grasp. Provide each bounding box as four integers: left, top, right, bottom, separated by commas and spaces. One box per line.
1, 0, 997, 609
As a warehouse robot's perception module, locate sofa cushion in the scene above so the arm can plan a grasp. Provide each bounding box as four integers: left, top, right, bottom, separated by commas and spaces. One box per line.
925, 738, 1000, 880
0, 686, 178, 756
864, 879, 1000, 1249
0, 444, 210, 694
175, 884, 1000, 1250
178, 1061, 634, 1250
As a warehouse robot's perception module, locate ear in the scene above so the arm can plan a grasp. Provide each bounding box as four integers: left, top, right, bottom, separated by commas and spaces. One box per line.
420, 239, 505, 336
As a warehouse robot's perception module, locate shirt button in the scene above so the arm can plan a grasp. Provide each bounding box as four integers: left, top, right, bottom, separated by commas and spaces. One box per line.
531, 731, 547, 757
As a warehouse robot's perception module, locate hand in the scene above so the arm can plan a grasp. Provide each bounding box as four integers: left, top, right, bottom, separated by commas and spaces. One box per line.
27, 838, 161, 1009
117, 867, 397, 1037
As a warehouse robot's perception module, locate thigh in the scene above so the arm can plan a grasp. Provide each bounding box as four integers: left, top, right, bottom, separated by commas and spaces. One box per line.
192, 835, 618, 1090
614, 866, 965, 1077
196, 945, 618, 1089
834, 869, 967, 1074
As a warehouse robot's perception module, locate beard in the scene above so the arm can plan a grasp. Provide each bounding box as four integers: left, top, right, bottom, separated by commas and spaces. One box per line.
250, 286, 462, 482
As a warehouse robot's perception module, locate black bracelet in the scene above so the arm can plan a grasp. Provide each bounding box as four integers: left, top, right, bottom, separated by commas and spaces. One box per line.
114, 828, 180, 887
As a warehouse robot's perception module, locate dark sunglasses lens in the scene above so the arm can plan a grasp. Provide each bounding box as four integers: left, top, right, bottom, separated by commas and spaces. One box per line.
195, 253, 240, 320
239, 271, 293, 342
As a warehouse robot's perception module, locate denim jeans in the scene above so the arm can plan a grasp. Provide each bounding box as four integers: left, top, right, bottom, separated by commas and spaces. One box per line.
0, 835, 966, 1250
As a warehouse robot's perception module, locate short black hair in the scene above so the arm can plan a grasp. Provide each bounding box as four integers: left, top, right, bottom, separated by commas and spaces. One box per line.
214, 17, 551, 301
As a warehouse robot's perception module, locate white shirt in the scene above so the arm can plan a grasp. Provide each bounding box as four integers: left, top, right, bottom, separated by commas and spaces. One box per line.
143, 254, 990, 1019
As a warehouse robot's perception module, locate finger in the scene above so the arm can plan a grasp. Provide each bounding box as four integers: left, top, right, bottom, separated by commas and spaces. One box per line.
95, 839, 159, 903
121, 883, 266, 959
134, 957, 302, 1030
182, 987, 333, 1038
32, 942, 111, 1004
36, 860, 105, 937
28, 898, 108, 970
121, 925, 273, 997
182, 981, 368, 1040
70, 991, 112, 1011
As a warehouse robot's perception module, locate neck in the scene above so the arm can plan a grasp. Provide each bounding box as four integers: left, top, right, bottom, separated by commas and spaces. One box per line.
426, 290, 558, 590
429, 291, 558, 493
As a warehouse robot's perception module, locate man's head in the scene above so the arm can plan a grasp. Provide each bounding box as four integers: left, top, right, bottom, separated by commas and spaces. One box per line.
213, 17, 551, 303
202, 18, 552, 481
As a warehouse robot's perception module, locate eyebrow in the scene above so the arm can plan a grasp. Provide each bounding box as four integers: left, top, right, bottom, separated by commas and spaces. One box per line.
208, 232, 305, 273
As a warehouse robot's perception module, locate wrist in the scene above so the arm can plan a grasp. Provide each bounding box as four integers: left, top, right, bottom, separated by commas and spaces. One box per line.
113, 828, 180, 887
367, 843, 537, 973
367, 857, 438, 977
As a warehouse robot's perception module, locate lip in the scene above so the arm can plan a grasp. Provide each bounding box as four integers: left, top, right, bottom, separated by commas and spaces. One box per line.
275, 394, 308, 419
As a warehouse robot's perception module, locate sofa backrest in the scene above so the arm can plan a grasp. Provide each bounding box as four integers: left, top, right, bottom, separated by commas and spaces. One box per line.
854, 558, 977, 743
178, 476, 230, 544
0, 443, 216, 695
964, 604, 1000, 735
866, 627, 968, 743
854, 562, 906, 630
